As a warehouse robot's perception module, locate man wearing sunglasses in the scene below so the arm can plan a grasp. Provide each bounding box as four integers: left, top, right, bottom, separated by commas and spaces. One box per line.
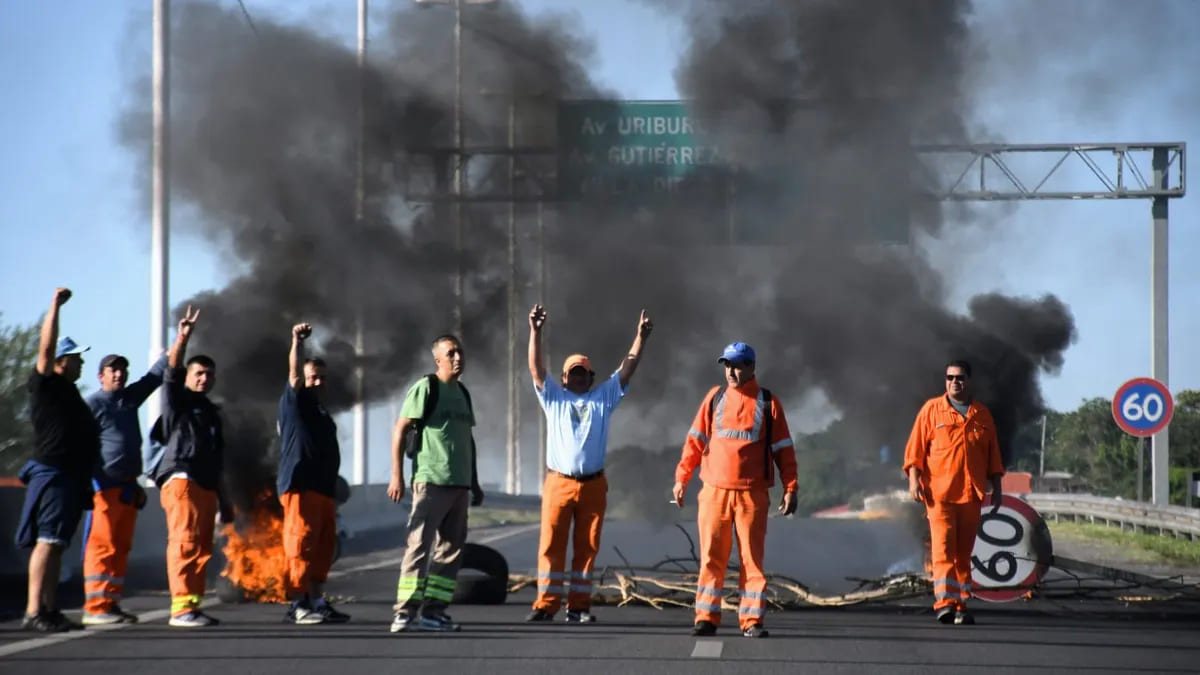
524, 304, 652, 624
903, 359, 1004, 626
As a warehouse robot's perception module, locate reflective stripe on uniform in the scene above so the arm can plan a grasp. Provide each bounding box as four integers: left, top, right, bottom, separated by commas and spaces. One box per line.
714, 390, 767, 441
770, 438, 793, 453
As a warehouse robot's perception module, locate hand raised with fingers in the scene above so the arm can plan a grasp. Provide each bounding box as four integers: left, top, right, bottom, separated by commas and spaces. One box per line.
293, 323, 313, 341
529, 304, 547, 332
177, 305, 200, 339
637, 309, 653, 338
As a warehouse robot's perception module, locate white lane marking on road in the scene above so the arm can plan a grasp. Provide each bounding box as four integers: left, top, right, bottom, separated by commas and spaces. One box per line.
691, 640, 724, 659
0, 598, 219, 658
328, 523, 541, 578
0, 523, 538, 657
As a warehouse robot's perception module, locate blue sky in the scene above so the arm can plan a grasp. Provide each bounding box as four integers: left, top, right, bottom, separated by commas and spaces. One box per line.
1, 0, 1196, 483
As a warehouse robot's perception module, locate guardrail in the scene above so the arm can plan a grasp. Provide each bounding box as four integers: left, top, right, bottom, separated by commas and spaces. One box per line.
1024, 492, 1200, 540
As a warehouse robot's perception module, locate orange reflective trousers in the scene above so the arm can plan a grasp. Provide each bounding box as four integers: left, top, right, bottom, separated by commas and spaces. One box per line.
83, 488, 138, 615
927, 500, 982, 611
532, 472, 607, 614
160, 479, 217, 617
694, 485, 768, 630
280, 491, 337, 597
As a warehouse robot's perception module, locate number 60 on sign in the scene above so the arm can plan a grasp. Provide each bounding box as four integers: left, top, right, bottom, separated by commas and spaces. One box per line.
1112, 377, 1174, 437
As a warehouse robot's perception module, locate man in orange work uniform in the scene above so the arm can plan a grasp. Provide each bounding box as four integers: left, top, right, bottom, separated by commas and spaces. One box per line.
277, 323, 349, 624
524, 304, 652, 623
903, 359, 1004, 625
672, 342, 798, 639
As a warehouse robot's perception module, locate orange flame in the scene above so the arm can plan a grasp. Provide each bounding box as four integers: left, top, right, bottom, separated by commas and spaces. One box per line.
220, 491, 289, 603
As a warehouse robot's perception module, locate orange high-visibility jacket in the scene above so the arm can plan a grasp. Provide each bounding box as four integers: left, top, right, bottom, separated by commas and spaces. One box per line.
903, 396, 1005, 504
676, 381, 799, 492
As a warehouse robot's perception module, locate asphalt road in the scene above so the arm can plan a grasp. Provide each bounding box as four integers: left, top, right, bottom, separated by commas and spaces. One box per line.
3, 517, 1199, 675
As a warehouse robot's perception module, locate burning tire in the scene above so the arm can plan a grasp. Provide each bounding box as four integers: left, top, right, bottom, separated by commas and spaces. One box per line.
452, 543, 509, 605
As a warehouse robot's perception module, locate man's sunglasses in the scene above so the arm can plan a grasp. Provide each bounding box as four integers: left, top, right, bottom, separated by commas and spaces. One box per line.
945, 374, 967, 382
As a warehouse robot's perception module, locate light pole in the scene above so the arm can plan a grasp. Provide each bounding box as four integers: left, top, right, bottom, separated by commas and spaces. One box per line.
415, 0, 498, 338
147, 0, 169, 466
351, 0, 369, 485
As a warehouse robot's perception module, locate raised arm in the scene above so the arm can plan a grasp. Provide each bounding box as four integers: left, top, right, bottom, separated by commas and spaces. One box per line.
527, 304, 547, 390
167, 305, 199, 370
35, 288, 72, 375
125, 353, 170, 407
617, 310, 653, 389
289, 323, 312, 390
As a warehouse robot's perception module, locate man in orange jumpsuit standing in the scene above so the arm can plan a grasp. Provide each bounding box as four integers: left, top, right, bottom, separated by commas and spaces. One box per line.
672, 342, 798, 639
903, 359, 1004, 625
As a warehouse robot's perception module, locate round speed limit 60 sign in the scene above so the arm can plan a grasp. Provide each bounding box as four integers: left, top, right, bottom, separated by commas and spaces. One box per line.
1112, 377, 1174, 437
971, 495, 1053, 602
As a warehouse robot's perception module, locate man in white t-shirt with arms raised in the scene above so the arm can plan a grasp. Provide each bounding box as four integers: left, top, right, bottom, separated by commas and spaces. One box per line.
524, 304, 652, 624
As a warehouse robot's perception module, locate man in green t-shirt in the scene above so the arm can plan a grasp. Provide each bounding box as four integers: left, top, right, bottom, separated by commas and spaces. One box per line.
387, 334, 483, 633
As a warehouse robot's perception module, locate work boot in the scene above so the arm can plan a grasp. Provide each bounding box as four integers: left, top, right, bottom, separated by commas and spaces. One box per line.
742, 624, 769, 638
691, 620, 717, 636
564, 610, 596, 624
954, 609, 976, 625
936, 607, 956, 624
525, 608, 554, 622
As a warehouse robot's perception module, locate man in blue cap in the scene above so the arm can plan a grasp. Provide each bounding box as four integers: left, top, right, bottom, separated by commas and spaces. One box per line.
16, 287, 101, 632
673, 341, 798, 638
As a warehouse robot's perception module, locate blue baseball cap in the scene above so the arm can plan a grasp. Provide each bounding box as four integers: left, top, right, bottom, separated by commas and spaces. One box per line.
55, 336, 89, 359
717, 341, 755, 366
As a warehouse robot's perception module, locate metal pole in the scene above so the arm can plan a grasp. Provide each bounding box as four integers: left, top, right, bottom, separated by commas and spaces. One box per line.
506, 99, 518, 495
1039, 414, 1046, 477
536, 199, 546, 496
147, 0, 169, 444
1151, 147, 1169, 506
451, 0, 464, 337
1137, 436, 1145, 502
351, 0, 369, 485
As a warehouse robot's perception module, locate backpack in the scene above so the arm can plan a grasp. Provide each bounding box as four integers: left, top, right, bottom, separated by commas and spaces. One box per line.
404, 374, 475, 459
707, 385, 774, 480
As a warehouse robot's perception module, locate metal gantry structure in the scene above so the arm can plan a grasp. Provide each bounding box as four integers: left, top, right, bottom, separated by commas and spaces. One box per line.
403, 137, 1186, 503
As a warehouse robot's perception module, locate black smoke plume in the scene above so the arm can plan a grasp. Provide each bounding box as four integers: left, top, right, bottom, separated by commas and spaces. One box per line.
118, 0, 1073, 510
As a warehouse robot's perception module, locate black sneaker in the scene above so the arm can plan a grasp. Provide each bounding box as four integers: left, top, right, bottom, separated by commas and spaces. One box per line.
22, 612, 69, 633
742, 624, 769, 638
936, 607, 956, 624
285, 599, 325, 625
691, 620, 717, 636
564, 610, 596, 624
525, 608, 554, 622
416, 611, 460, 632
46, 610, 82, 631
313, 599, 350, 623
954, 610, 976, 625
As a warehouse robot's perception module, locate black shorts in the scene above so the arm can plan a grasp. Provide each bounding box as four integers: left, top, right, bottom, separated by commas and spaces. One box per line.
17, 467, 85, 548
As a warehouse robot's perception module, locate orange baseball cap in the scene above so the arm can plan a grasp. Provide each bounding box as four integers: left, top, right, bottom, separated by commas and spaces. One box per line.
562, 353, 594, 374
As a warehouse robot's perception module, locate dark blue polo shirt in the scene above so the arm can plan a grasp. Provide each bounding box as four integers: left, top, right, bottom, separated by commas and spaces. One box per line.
277, 384, 340, 499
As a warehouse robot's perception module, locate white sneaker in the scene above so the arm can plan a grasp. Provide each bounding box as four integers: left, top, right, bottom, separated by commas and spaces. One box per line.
169, 610, 219, 628
389, 611, 411, 633
82, 611, 136, 626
